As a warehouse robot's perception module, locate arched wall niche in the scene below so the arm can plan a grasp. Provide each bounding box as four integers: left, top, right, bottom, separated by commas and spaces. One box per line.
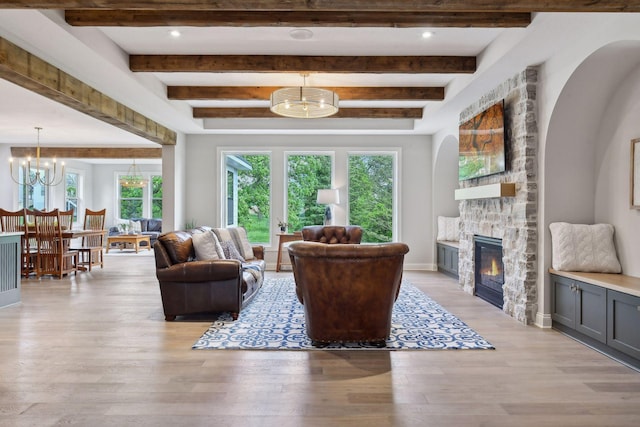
433, 134, 460, 219
540, 40, 640, 321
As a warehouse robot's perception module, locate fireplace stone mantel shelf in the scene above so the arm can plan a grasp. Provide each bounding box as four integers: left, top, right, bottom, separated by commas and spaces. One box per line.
454, 183, 516, 201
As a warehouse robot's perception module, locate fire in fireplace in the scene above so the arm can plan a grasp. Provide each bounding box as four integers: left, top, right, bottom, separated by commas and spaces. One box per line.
474, 236, 504, 308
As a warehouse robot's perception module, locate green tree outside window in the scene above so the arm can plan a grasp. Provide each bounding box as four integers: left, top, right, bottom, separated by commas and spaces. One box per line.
349, 154, 394, 243
287, 154, 332, 231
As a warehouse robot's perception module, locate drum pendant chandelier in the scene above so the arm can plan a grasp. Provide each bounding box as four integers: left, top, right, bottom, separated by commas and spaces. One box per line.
270, 74, 339, 119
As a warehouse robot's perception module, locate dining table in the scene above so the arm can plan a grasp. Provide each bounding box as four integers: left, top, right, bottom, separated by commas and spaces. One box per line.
26, 229, 107, 272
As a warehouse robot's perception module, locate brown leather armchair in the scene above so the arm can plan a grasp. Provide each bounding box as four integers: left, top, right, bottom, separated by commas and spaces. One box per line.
154, 230, 265, 321
301, 225, 363, 244
288, 240, 409, 347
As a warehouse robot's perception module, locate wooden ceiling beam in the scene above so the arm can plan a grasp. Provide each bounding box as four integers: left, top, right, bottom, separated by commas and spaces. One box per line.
65, 10, 531, 28
0, 37, 176, 146
10, 147, 162, 159
131, 55, 476, 74
193, 107, 423, 119
3, 1, 640, 13
168, 86, 444, 101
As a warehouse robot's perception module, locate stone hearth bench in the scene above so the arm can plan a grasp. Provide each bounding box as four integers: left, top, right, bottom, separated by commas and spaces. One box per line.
549, 269, 640, 370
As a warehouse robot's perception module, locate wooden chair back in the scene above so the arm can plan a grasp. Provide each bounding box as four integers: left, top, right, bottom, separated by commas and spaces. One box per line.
59, 208, 74, 230
0, 208, 26, 233
83, 208, 106, 247
34, 209, 77, 278
0, 208, 33, 277
34, 209, 62, 257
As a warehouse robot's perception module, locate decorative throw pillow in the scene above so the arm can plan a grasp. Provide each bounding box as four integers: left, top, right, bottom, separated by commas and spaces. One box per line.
549, 222, 622, 273
192, 230, 223, 261
219, 240, 246, 262
213, 227, 255, 260
115, 218, 129, 233
437, 216, 460, 241
130, 220, 142, 234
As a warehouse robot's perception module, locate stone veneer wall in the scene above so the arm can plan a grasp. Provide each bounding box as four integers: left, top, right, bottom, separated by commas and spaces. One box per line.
458, 67, 538, 324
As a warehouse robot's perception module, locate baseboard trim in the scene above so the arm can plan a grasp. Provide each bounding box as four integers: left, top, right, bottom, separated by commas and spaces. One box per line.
535, 312, 552, 329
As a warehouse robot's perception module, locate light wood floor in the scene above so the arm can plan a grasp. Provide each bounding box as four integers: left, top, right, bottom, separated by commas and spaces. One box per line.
1, 252, 639, 427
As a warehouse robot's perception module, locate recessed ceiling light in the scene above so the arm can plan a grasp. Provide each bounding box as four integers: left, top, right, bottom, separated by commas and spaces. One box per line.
169, 30, 181, 38
289, 29, 314, 40
422, 31, 434, 39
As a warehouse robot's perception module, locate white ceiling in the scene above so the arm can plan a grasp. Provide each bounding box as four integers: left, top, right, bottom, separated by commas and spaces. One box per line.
0, 9, 603, 147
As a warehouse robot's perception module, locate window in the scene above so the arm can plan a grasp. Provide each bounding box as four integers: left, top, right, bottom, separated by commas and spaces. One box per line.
151, 175, 162, 218
223, 153, 271, 243
65, 172, 79, 223
18, 167, 48, 210
117, 167, 161, 220
286, 154, 332, 230
119, 184, 143, 219
348, 153, 395, 243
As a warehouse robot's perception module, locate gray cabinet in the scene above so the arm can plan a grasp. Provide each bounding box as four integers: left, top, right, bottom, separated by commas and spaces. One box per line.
0, 233, 21, 308
551, 273, 640, 368
551, 274, 606, 343
437, 243, 458, 278
607, 290, 640, 360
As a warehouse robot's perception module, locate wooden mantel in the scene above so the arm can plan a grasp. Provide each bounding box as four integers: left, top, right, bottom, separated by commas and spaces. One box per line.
454, 183, 516, 200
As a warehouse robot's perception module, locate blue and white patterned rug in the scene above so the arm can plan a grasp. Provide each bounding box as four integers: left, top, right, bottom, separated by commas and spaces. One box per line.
193, 277, 495, 350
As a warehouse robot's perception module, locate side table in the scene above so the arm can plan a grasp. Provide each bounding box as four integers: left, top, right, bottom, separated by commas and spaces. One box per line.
276, 232, 302, 272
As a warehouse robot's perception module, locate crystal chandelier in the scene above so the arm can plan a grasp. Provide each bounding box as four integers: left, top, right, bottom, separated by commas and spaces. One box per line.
9, 127, 65, 186
119, 159, 149, 188
270, 74, 339, 119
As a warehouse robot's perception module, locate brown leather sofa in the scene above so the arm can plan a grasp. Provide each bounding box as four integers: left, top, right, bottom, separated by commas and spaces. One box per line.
154, 229, 265, 321
288, 240, 409, 347
301, 225, 363, 244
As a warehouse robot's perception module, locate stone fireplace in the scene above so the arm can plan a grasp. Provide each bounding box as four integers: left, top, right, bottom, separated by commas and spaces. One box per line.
457, 67, 539, 324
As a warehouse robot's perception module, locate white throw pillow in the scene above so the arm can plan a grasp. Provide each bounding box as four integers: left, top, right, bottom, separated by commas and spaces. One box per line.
437, 216, 460, 241
192, 230, 223, 261
130, 220, 142, 234
115, 218, 129, 233
549, 222, 621, 273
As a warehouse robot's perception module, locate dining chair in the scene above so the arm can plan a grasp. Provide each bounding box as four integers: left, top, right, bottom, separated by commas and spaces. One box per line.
0, 208, 35, 277
34, 209, 78, 279
71, 208, 106, 271
59, 208, 74, 230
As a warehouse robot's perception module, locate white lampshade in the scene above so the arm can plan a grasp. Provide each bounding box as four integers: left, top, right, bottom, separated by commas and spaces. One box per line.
316, 189, 339, 205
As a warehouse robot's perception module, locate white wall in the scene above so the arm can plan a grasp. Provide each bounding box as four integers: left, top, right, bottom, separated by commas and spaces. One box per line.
184, 134, 432, 270
594, 63, 640, 276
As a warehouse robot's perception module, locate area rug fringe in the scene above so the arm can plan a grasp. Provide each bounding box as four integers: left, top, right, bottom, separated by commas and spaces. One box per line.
193, 277, 494, 350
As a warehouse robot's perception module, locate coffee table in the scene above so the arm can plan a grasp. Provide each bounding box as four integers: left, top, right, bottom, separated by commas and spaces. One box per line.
106, 234, 151, 253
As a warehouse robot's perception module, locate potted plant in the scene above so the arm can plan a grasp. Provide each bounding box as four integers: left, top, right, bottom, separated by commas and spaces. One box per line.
278, 219, 289, 233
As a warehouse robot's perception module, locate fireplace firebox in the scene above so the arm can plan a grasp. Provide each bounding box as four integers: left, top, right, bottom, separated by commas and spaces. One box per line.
474, 236, 504, 308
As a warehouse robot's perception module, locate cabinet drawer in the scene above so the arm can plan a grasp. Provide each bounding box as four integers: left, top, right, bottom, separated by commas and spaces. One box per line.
607, 290, 640, 360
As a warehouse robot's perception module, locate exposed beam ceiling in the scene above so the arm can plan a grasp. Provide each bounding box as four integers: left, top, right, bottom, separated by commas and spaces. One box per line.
193, 107, 423, 119
0, 37, 176, 145
168, 86, 444, 101
65, 10, 531, 28
130, 55, 476, 74
3, 1, 640, 13
10, 147, 162, 159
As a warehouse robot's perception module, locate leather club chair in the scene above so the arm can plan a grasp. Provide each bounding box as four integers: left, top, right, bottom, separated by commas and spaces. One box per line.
301, 225, 363, 244
288, 240, 409, 347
